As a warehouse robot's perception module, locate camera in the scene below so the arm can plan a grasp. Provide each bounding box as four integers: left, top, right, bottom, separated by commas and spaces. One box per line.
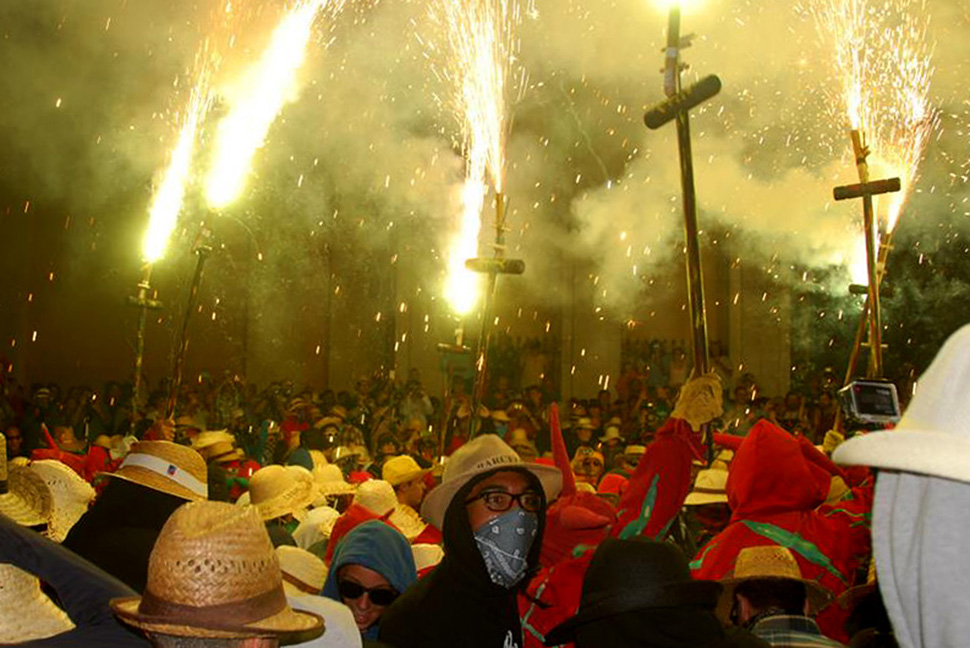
838, 380, 901, 425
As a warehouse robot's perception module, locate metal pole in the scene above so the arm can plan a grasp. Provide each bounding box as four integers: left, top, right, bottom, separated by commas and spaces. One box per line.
666, 5, 712, 460
132, 264, 154, 413
850, 130, 883, 378
166, 246, 212, 419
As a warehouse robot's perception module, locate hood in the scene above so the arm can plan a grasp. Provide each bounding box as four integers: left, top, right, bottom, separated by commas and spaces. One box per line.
440, 467, 548, 592
324, 503, 393, 564
726, 420, 829, 520
322, 520, 417, 638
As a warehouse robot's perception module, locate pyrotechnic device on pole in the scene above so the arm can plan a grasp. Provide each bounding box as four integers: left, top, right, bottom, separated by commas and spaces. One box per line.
166, 242, 214, 420
128, 264, 164, 414
644, 1, 721, 462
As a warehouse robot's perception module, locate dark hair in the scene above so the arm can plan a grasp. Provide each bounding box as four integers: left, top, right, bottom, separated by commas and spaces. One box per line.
734, 578, 807, 616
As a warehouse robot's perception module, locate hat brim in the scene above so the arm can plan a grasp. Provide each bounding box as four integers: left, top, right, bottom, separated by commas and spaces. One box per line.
421, 461, 562, 530
110, 596, 324, 645
544, 580, 721, 646
684, 493, 728, 506
718, 575, 832, 617
832, 428, 970, 483
254, 479, 318, 521
100, 466, 205, 502
386, 468, 432, 487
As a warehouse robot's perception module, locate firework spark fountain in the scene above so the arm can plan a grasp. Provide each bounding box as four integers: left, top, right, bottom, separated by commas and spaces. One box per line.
142, 60, 212, 263
206, 0, 340, 209
431, 0, 529, 314
811, 0, 937, 235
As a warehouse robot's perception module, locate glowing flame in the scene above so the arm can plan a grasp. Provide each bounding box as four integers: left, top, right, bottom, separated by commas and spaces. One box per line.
848, 237, 869, 286
431, 0, 526, 313
445, 179, 487, 314
142, 71, 211, 263
206, 0, 333, 208
811, 0, 937, 235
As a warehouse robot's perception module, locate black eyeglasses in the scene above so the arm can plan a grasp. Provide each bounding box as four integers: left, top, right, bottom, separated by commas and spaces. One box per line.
465, 490, 543, 513
337, 580, 399, 607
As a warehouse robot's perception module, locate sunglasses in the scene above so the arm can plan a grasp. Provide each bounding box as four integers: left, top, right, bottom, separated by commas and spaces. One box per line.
465, 490, 543, 513
337, 580, 399, 607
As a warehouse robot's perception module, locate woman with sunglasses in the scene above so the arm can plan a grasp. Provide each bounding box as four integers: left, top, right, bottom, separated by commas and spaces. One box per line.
321, 520, 417, 641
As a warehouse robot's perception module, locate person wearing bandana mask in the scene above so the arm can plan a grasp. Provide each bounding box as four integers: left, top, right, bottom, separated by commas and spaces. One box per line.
379, 435, 562, 648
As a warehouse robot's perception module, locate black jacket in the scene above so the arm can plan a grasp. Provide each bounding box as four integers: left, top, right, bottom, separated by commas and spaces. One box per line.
62, 478, 186, 593
379, 468, 547, 648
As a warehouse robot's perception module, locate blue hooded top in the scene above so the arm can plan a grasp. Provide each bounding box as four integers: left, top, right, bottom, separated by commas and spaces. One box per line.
322, 520, 417, 640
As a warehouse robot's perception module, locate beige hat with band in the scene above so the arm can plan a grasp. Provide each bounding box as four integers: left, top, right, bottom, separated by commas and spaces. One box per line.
420, 434, 563, 530
111, 501, 324, 644
684, 469, 729, 506
102, 441, 207, 501
719, 545, 833, 615
276, 546, 328, 596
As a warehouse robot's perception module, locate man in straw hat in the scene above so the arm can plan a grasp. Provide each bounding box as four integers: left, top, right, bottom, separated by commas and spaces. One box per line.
64, 440, 208, 592
192, 430, 244, 503
542, 538, 767, 648
382, 454, 441, 545
379, 434, 562, 648
111, 500, 325, 648
0, 512, 149, 647
832, 323, 970, 648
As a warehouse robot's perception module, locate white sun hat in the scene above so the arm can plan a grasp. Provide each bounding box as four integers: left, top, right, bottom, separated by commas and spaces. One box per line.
833, 323, 970, 483
0, 563, 75, 643
684, 468, 729, 506
292, 506, 340, 550
353, 480, 397, 516
28, 460, 96, 542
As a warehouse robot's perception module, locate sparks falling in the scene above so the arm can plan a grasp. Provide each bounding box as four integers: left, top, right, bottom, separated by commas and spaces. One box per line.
206, 0, 338, 209
431, 0, 529, 313
142, 62, 212, 263
811, 0, 937, 235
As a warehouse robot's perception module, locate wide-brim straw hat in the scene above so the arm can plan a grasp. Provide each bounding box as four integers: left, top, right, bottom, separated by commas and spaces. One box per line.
421, 434, 562, 530
292, 506, 340, 549
276, 546, 328, 596
719, 545, 833, 615
0, 464, 52, 527
834, 324, 970, 483
191, 431, 243, 463
382, 455, 431, 486
684, 469, 729, 506
411, 543, 444, 572
353, 480, 397, 516
599, 426, 625, 443
28, 460, 95, 542
389, 503, 429, 541
111, 501, 324, 644
0, 563, 75, 643
102, 440, 208, 501
312, 464, 356, 499
249, 465, 318, 522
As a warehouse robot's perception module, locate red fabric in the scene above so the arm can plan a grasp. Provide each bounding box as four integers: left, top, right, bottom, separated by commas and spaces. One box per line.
520, 549, 593, 648
324, 503, 398, 565
412, 523, 442, 546
31, 448, 86, 476
597, 473, 628, 497
539, 492, 615, 568
548, 404, 576, 497
691, 420, 871, 643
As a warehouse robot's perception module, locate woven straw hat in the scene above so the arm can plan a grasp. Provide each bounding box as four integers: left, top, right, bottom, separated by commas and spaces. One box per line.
103, 441, 207, 501
353, 480, 397, 516
411, 543, 444, 573
421, 434, 562, 530
0, 462, 52, 527
28, 460, 95, 542
719, 545, 833, 614
684, 469, 729, 506
191, 431, 243, 463
249, 465, 317, 521
276, 546, 328, 596
292, 506, 340, 549
389, 503, 429, 541
312, 464, 356, 500
111, 501, 324, 643
382, 455, 431, 486
0, 563, 75, 643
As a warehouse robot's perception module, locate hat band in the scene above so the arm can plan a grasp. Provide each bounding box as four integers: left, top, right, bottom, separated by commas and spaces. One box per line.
281, 571, 320, 595
120, 453, 207, 498
691, 487, 726, 496
138, 583, 287, 628
208, 448, 241, 462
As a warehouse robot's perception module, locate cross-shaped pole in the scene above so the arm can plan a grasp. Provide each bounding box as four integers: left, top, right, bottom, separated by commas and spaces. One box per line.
644, 3, 721, 462
466, 193, 525, 437
833, 130, 900, 379
128, 264, 163, 415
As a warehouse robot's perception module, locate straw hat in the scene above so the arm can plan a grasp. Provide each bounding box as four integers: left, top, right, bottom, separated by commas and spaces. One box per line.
411, 543, 444, 573
311, 464, 356, 501
491, 410, 511, 423
191, 430, 243, 464
420, 434, 562, 530
599, 426, 625, 443
0, 463, 52, 527
825, 476, 850, 505
719, 545, 833, 614
28, 460, 95, 542
684, 469, 729, 506
833, 324, 970, 483
575, 418, 594, 430
276, 546, 328, 596
249, 465, 318, 522
353, 480, 397, 516
111, 501, 324, 643
382, 455, 431, 486
292, 506, 340, 550
624, 444, 647, 457
389, 503, 429, 541
0, 563, 75, 643
103, 441, 207, 501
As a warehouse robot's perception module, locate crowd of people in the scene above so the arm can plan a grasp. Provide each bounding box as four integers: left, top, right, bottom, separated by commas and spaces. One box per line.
2, 323, 967, 648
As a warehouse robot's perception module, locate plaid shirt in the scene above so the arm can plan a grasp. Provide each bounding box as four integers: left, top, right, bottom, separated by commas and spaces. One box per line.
750, 613, 847, 648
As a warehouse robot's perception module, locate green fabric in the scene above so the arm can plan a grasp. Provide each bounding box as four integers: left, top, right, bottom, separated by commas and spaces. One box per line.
741, 520, 847, 585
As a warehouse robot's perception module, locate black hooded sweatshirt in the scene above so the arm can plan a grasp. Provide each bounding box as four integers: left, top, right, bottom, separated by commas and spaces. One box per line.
379, 468, 546, 648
